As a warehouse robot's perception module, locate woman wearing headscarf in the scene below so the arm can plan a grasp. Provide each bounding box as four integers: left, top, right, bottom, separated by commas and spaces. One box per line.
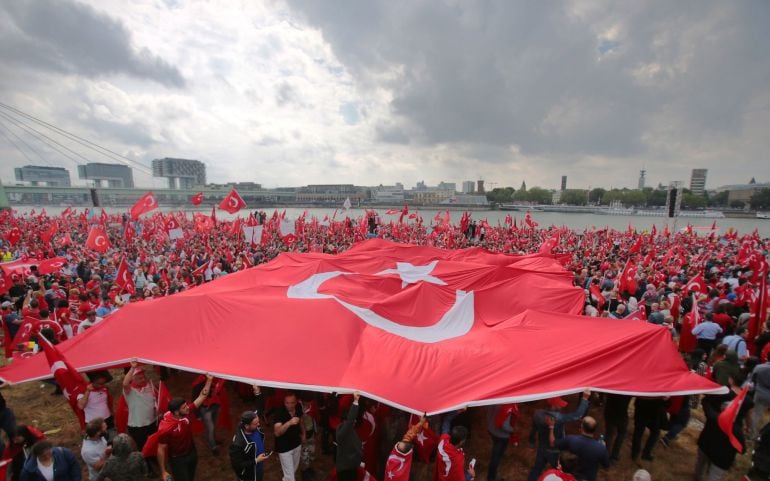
95, 434, 146, 481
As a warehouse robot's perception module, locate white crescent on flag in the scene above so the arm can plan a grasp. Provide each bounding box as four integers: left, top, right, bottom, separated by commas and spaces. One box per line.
95, 235, 106, 247
50, 360, 66, 375
229, 196, 239, 209
386, 454, 405, 476
145, 195, 156, 207
287, 262, 474, 343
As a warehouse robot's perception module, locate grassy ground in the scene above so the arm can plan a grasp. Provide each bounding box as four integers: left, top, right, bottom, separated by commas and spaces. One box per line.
1, 369, 755, 481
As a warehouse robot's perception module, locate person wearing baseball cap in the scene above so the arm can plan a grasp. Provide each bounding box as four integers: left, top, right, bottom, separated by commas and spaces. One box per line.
526, 390, 591, 481
230, 410, 271, 481
2, 301, 22, 343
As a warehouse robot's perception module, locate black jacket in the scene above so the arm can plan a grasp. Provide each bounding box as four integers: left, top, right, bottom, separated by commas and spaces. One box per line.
335, 403, 362, 471
229, 428, 265, 481
697, 392, 747, 470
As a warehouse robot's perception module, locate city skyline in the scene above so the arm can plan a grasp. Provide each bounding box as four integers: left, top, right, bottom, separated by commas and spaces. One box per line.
8, 160, 767, 194
1, 1, 768, 190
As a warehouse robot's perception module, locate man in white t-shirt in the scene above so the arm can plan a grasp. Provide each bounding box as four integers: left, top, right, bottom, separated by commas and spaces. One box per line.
122, 362, 158, 451
77, 372, 113, 430
81, 418, 110, 480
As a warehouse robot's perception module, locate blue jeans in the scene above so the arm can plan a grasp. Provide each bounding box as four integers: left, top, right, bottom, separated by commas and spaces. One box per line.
663, 409, 690, 442
486, 435, 509, 481
198, 404, 220, 450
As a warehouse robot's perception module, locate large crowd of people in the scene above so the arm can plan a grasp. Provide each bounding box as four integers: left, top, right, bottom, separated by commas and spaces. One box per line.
0, 206, 769, 481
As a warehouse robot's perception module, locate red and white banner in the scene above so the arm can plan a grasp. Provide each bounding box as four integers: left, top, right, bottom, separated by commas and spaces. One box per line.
0, 240, 724, 413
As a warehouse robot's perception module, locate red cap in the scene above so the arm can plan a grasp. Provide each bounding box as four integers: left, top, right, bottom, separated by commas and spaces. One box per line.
547, 397, 568, 408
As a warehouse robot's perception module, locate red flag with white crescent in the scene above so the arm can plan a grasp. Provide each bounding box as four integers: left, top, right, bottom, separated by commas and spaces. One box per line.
38, 335, 87, 428
124, 223, 136, 243
5, 227, 22, 246
85, 225, 111, 253
0, 240, 724, 415
40, 222, 59, 244
385, 444, 413, 481
191, 192, 203, 206
116, 257, 136, 295
718, 385, 749, 452
130, 192, 159, 220
685, 273, 708, 294
218, 189, 247, 214
36, 257, 68, 275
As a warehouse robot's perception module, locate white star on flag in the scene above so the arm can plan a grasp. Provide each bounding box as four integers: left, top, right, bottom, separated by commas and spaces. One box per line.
376, 260, 447, 288
415, 430, 427, 445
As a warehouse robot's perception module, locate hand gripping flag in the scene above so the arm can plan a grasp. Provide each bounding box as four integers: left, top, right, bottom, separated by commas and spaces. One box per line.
39, 336, 87, 428
191, 192, 203, 206
219, 189, 247, 214
85, 225, 111, 253
130, 192, 158, 220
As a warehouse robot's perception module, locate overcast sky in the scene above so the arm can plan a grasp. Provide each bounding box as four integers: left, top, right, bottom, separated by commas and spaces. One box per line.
1, 0, 768, 190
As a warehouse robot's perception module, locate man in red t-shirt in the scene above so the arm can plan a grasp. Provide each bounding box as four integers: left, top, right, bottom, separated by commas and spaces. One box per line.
21, 289, 41, 320
157, 374, 213, 481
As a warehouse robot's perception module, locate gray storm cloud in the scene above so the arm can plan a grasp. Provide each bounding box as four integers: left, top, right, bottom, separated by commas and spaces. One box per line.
0, 0, 185, 87
286, 0, 770, 163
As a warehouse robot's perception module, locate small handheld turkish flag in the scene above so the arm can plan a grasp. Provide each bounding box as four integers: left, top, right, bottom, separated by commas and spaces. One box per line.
37, 257, 67, 275
718, 385, 749, 452
165, 217, 184, 240
218, 189, 247, 214
5, 227, 21, 246
115, 257, 136, 295
191, 192, 203, 206
86, 225, 111, 253
685, 273, 708, 294
130, 192, 158, 220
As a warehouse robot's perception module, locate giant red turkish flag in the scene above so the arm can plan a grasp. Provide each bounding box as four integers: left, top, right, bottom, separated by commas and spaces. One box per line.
0, 240, 724, 413
218, 189, 247, 214
130, 192, 158, 220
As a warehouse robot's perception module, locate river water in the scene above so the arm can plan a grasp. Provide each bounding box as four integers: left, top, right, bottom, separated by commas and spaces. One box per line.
14, 206, 770, 237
